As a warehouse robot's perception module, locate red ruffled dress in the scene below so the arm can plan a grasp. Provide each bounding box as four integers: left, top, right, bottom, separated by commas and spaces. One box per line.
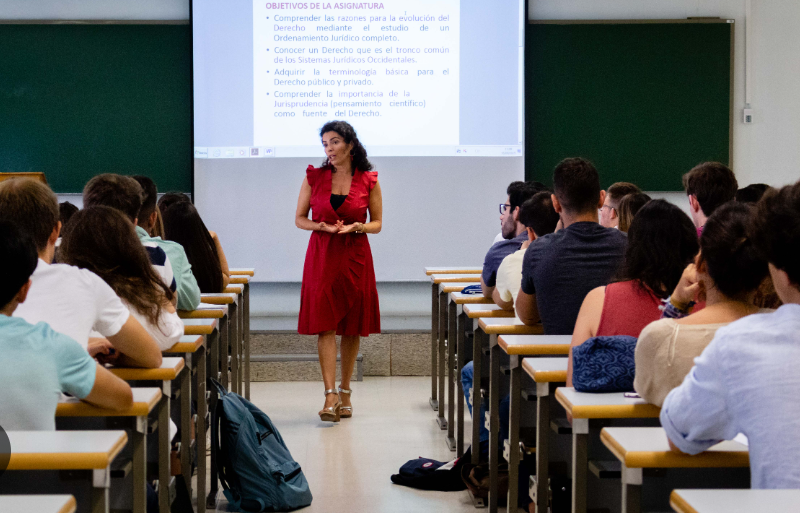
298, 165, 381, 336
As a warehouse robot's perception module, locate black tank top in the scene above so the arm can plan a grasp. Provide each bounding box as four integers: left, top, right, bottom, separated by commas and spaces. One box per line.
330, 194, 347, 211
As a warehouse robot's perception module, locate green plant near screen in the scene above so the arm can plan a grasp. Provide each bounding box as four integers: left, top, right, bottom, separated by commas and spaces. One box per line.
0, 24, 192, 193
526, 21, 733, 191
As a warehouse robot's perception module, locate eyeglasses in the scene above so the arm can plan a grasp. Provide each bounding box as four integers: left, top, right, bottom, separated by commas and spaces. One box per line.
499, 203, 511, 214
599, 205, 615, 213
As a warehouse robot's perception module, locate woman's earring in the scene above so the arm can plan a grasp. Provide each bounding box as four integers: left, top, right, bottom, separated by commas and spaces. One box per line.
350, 150, 355, 161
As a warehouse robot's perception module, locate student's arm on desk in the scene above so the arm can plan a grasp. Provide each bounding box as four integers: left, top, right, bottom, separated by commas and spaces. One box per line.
107, 316, 163, 368
492, 288, 513, 311
567, 286, 604, 387
480, 277, 495, 299
83, 364, 134, 411
515, 289, 540, 325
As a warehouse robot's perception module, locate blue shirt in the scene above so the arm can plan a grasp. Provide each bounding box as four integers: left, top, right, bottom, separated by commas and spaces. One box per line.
661, 304, 800, 489
482, 230, 529, 287
520, 222, 627, 334
0, 315, 97, 431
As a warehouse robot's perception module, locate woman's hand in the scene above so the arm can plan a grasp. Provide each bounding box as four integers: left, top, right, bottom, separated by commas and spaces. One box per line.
318, 221, 341, 233
337, 222, 361, 234
671, 263, 701, 307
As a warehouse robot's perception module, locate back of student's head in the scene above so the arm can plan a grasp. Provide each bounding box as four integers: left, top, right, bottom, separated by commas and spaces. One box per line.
0, 221, 38, 307
59, 201, 79, 229
617, 193, 652, 233
751, 180, 800, 290
618, 200, 698, 298
157, 192, 191, 214
510, 182, 541, 214
60, 206, 172, 325
552, 157, 601, 214
700, 202, 767, 299
131, 175, 158, 225
735, 183, 771, 204
519, 191, 559, 237
161, 202, 223, 293
606, 182, 641, 207
83, 173, 143, 222
682, 162, 738, 217
0, 178, 59, 253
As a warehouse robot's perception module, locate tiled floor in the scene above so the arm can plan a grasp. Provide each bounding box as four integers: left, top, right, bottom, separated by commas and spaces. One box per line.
205, 377, 480, 512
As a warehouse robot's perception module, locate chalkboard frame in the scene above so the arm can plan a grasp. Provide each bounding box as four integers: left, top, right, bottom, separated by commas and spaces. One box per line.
525, 18, 734, 191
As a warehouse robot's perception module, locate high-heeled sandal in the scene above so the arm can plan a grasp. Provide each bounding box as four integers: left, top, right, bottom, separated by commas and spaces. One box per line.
338, 386, 353, 418
318, 389, 341, 422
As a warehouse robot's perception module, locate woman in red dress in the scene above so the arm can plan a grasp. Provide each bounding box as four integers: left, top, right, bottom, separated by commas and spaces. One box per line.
295, 121, 382, 422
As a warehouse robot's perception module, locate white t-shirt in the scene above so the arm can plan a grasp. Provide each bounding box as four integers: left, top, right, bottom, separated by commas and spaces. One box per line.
119, 300, 183, 351
495, 248, 526, 305
14, 259, 130, 349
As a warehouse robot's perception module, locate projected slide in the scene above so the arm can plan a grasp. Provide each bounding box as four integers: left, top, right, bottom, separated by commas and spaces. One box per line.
194, 0, 524, 158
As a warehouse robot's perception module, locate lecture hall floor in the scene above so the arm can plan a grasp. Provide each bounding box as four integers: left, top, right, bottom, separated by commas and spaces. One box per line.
204, 376, 484, 512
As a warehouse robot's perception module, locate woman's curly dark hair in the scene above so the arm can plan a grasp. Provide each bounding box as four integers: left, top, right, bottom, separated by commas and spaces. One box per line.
320, 120, 373, 174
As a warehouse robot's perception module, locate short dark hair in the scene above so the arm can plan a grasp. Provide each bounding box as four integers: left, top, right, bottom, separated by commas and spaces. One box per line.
617, 199, 698, 298
59, 202, 79, 228
0, 221, 38, 307
700, 202, 767, 299
519, 191, 559, 237
83, 174, 143, 222
735, 183, 771, 204
552, 158, 601, 214
0, 178, 59, 252
132, 175, 158, 225
617, 193, 652, 233
157, 192, 191, 214
509, 182, 540, 215
606, 182, 641, 206
682, 162, 738, 217
750, 180, 800, 288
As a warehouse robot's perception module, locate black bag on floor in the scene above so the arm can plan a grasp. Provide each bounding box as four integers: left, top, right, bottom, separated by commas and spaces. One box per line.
391, 447, 469, 491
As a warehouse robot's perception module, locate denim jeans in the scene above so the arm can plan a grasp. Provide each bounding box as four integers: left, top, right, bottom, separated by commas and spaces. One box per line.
460, 361, 510, 445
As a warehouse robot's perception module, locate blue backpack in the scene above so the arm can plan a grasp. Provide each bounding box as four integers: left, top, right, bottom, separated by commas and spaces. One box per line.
572, 335, 637, 393
209, 379, 313, 511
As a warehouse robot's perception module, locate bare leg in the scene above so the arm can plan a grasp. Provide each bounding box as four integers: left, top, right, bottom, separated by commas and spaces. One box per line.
318, 331, 338, 408
339, 335, 360, 408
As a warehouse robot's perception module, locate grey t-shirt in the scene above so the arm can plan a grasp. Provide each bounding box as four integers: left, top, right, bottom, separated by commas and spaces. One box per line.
520, 222, 627, 335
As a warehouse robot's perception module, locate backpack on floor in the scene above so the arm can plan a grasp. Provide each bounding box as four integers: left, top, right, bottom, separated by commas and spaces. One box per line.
390, 446, 470, 491
209, 379, 313, 512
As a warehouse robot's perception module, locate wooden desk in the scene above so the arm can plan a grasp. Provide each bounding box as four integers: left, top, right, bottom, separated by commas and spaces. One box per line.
601, 428, 749, 513
56, 388, 161, 513
228, 276, 251, 399
0, 495, 76, 513
670, 489, 800, 513
463, 303, 515, 319
229, 267, 255, 276
201, 292, 241, 398
182, 318, 218, 336
424, 266, 482, 275
109, 358, 184, 513
501, 351, 568, 513
1, 430, 127, 513
555, 388, 661, 513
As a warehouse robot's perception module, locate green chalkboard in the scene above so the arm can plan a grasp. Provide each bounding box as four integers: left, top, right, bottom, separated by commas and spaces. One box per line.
0, 24, 192, 193
525, 21, 733, 191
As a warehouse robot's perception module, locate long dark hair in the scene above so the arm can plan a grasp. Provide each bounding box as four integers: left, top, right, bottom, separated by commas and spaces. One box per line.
60, 206, 174, 327
616, 199, 699, 298
161, 202, 223, 293
319, 120, 373, 174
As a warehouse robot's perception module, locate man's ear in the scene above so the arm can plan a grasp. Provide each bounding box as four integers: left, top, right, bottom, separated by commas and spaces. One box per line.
512, 206, 520, 222
688, 195, 701, 213
15, 279, 32, 305
551, 194, 563, 214
598, 189, 606, 209
527, 227, 536, 241
148, 210, 158, 231
48, 221, 62, 246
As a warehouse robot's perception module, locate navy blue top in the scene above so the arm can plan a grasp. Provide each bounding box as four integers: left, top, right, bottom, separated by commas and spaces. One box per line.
482, 230, 529, 287
520, 222, 627, 335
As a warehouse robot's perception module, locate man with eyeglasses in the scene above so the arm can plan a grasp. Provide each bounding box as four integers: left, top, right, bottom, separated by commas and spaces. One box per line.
480, 181, 544, 299
599, 182, 641, 228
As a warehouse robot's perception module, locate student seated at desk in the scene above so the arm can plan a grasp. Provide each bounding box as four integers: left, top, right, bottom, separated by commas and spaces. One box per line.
568, 200, 698, 386
516, 158, 628, 334
635, 202, 770, 406
132, 175, 201, 311
683, 161, 738, 237
598, 181, 640, 229
161, 200, 231, 292
60, 207, 183, 352
616, 192, 651, 233
493, 191, 559, 310
481, 181, 542, 299
0, 221, 132, 430
661, 180, 800, 489
0, 179, 161, 368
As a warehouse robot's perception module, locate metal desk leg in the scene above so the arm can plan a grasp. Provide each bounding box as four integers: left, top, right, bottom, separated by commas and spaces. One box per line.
219, 314, 230, 388
430, 283, 439, 411
456, 308, 466, 457
446, 297, 457, 449
488, 335, 500, 513
572, 419, 589, 513
471, 326, 484, 466
158, 383, 171, 513
91, 468, 110, 513
177, 359, 192, 503
244, 282, 251, 400
238, 291, 245, 394
507, 356, 521, 513
207, 330, 220, 510
194, 345, 208, 512
622, 466, 642, 513
229, 301, 240, 395
534, 382, 550, 513
132, 417, 147, 513
436, 291, 448, 430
